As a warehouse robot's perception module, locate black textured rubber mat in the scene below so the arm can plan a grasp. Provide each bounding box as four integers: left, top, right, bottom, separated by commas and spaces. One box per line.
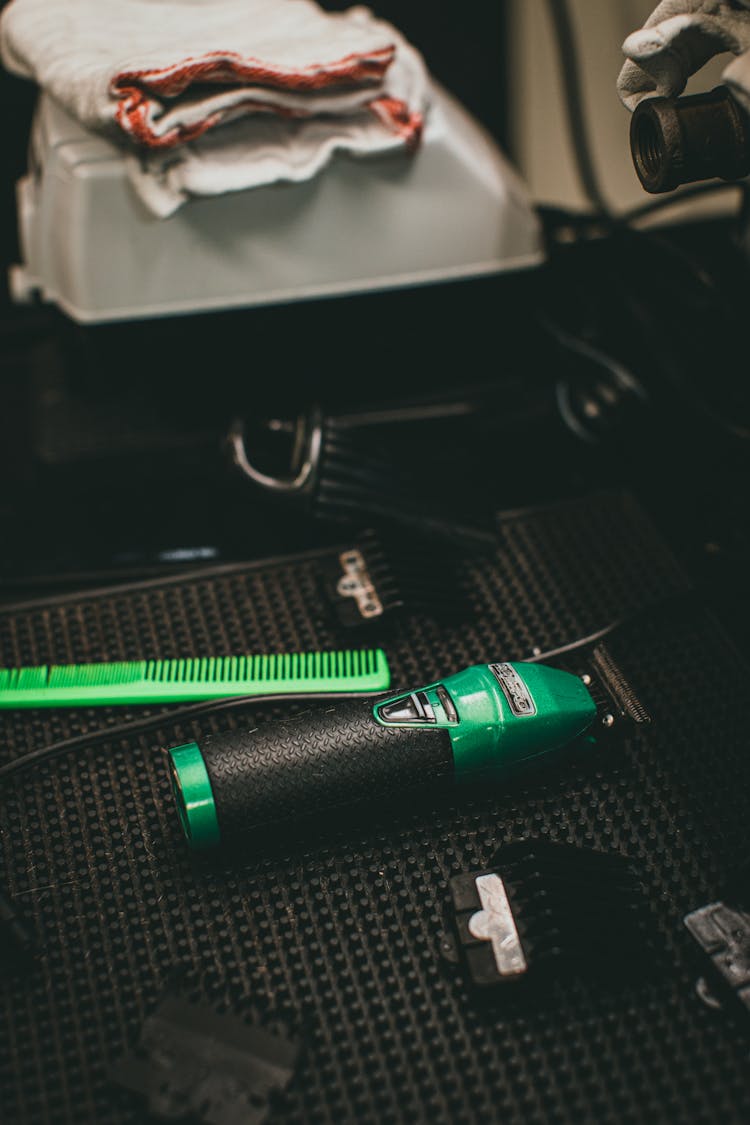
2, 491, 750, 1124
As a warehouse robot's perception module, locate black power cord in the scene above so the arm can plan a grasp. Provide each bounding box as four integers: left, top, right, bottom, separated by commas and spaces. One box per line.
0, 690, 381, 782
621, 179, 750, 227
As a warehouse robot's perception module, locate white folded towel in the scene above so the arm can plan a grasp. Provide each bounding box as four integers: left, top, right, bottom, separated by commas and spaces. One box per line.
1, 0, 428, 215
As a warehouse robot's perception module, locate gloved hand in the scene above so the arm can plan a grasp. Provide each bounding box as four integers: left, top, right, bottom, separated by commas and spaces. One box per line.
618, 0, 750, 114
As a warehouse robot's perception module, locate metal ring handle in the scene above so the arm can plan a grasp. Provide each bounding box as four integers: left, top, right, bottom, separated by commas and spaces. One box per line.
227, 406, 323, 495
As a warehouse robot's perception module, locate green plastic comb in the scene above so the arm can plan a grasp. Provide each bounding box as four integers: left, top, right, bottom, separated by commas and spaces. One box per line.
0, 649, 390, 708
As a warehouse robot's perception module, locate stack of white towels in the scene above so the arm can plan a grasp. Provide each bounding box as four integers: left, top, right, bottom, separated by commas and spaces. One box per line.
0, 0, 429, 216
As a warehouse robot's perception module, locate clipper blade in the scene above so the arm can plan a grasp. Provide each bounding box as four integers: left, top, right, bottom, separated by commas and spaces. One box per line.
590, 643, 650, 724
555, 642, 650, 732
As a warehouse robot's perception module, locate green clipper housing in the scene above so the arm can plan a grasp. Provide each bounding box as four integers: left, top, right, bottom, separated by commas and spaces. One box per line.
168, 662, 597, 850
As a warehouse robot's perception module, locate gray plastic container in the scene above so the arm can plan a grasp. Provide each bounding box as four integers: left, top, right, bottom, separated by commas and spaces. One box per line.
11, 84, 543, 323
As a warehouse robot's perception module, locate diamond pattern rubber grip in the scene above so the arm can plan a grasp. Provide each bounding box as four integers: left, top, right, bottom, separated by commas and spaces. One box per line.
199, 702, 455, 842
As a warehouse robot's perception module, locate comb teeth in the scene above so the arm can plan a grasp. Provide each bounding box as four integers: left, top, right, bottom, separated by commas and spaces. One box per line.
140, 651, 383, 684
0, 649, 390, 708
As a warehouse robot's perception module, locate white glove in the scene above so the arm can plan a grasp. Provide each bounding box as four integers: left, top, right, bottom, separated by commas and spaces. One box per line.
618, 0, 750, 115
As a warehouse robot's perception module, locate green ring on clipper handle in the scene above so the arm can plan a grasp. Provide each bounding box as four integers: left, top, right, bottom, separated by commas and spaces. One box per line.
168, 742, 220, 850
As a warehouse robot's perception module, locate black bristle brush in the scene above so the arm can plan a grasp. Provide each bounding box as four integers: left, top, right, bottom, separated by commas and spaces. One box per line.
227, 407, 498, 550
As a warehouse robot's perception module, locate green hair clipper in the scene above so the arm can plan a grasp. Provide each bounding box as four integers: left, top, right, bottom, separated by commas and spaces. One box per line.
168, 654, 646, 851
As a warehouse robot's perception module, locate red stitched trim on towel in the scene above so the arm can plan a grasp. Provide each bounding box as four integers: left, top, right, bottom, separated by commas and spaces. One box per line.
370, 96, 423, 150
114, 89, 302, 149
113, 47, 397, 146
114, 47, 395, 97
112, 50, 423, 153
114, 89, 215, 147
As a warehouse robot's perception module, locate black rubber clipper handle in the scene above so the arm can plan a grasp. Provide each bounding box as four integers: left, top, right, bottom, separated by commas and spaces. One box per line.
200, 700, 454, 842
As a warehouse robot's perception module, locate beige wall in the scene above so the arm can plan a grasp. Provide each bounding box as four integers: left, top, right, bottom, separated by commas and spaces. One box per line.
507, 0, 732, 219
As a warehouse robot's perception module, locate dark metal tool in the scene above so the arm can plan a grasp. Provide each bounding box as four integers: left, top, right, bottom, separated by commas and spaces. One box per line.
111, 992, 299, 1124
630, 86, 750, 194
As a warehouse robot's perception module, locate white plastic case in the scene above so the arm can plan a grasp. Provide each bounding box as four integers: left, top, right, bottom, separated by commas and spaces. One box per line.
11, 85, 543, 324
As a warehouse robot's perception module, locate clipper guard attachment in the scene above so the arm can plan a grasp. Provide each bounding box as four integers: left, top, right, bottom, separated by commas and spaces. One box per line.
442, 841, 653, 989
